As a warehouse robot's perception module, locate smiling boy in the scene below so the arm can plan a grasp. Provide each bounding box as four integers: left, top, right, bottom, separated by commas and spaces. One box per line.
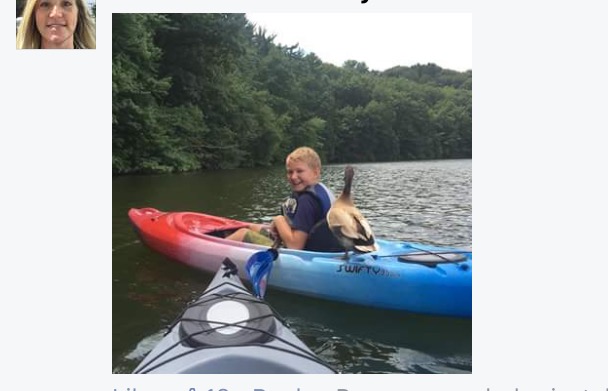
227, 147, 337, 251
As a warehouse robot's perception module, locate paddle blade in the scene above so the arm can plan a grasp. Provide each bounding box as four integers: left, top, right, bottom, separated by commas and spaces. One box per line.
245, 248, 278, 298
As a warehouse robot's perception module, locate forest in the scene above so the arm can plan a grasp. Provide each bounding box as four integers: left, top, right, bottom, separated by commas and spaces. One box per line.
112, 14, 472, 174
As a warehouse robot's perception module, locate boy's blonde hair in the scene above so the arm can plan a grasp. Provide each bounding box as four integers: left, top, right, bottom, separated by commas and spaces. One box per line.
286, 147, 322, 171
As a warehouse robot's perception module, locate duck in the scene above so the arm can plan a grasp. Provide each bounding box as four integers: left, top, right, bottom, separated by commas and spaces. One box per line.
327, 165, 378, 258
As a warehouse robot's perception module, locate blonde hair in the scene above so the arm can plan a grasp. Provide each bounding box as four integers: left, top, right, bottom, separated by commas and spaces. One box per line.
286, 147, 322, 172
16, 0, 96, 49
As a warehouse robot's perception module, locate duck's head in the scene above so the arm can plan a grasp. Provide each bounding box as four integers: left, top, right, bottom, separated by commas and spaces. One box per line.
344, 165, 355, 182
340, 165, 355, 198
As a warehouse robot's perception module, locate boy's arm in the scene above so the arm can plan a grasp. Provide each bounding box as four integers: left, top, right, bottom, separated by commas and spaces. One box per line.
272, 215, 308, 250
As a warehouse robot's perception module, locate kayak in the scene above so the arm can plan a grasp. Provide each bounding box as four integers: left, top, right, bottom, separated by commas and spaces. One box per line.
133, 258, 336, 374
128, 207, 472, 318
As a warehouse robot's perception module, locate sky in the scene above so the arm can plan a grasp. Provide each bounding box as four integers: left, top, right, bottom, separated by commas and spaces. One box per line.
246, 13, 472, 72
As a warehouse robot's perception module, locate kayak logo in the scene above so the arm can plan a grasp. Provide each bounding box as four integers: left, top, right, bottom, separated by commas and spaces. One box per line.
336, 263, 399, 277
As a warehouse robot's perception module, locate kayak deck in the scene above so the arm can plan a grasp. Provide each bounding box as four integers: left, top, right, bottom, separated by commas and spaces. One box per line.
133, 259, 337, 374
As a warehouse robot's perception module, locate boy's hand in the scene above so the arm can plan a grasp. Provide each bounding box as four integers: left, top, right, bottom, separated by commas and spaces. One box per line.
269, 220, 279, 239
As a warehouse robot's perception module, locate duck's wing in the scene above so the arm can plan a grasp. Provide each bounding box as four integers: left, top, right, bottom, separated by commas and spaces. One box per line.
327, 208, 360, 239
352, 213, 378, 252
328, 208, 377, 252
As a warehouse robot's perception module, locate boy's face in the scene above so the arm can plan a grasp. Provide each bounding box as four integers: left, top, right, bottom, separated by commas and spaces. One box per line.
286, 160, 320, 192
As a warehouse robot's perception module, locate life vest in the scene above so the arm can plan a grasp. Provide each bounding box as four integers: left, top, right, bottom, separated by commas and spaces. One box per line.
280, 183, 343, 252
281, 183, 334, 222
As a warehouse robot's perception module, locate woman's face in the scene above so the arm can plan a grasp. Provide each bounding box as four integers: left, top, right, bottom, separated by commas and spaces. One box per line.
35, 0, 79, 48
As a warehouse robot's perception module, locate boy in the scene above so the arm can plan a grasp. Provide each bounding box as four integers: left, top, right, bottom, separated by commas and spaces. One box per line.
226, 147, 338, 251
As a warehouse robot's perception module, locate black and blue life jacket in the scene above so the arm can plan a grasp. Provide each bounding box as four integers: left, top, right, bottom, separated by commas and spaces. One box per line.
280, 183, 343, 252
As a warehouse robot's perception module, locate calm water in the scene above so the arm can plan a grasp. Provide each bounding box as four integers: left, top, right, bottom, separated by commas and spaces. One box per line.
112, 159, 472, 374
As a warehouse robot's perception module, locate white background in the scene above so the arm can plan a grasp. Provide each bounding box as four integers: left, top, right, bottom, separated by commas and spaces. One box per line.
5, 0, 608, 390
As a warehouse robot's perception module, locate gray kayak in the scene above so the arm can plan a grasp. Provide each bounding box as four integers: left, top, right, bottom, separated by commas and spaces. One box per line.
133, 258, 336, 374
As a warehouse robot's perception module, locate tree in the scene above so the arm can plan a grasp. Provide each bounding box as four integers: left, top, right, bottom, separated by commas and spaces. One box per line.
113, 14, 205, 173
112, 13, 472, 174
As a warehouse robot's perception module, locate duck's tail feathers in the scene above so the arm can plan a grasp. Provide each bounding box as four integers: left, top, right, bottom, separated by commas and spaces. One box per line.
354, 235, 378, 252
354, 243, 378, 253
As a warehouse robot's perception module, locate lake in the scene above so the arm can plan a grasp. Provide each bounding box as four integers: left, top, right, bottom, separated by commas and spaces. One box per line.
112, 159, 472, 373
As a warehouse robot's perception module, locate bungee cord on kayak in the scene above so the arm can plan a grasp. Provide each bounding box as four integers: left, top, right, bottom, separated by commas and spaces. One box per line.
133, 259, 337, 374
137, 341, 337, 374
372, 247, 472, 264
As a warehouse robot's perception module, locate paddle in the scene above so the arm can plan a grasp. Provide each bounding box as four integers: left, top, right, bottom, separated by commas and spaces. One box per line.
245, 236, 281, 299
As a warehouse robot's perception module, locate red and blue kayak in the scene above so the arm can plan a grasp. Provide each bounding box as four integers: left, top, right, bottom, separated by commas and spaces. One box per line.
128, 207, 472, 318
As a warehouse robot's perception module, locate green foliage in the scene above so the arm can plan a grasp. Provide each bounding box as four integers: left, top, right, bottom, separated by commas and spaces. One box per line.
112, 14, 194, 174
383, 63, 472, 90
112, 13, 472, 174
